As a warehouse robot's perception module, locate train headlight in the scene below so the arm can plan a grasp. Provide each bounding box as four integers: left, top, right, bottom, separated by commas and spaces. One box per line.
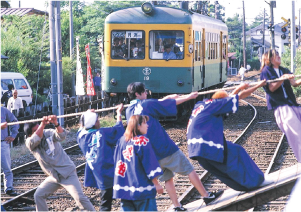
110, 78, 117, 86
177, 80, 184, 86
141, 2, 153, 14
188, 44, 193, 53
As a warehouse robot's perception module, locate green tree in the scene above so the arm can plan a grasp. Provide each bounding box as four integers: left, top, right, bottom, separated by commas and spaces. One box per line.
249, 9, 269, 29
279, 46, 301, 97
1, 15, 51, 103
226, 14, 243, 56
208, 1, 225, 21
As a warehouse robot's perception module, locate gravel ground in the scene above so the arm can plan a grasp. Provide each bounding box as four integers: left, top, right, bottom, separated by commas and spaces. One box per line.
8, 70, 300, 211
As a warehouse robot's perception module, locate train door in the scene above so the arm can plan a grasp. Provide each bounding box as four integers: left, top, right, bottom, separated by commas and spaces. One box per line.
219, 32, 223, 82
220, 32, 228, 82
193, 30, 203, 91
202, 28, 205, 88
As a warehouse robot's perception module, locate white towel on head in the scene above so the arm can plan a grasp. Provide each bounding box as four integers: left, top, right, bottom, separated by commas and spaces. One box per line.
82, 111, 98, 129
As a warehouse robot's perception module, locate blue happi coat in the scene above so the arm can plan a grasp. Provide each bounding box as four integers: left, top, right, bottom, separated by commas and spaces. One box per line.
77, 121, 124, 190
113, 135, 162, 200
187, 95, 239, 163
126, 99, 179, 160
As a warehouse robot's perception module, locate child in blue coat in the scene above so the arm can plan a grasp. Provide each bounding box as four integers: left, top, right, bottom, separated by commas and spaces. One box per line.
77, 104, 124, 211
113, 115, 163, 211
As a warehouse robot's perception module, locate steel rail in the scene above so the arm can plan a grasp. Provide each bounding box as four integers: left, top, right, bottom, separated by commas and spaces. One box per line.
1, 144, 83, 208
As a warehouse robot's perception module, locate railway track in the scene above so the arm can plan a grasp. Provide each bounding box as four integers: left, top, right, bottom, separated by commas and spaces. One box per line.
1, 144, 86, 211
1, 76, 299, 211
170, 84, 298, 211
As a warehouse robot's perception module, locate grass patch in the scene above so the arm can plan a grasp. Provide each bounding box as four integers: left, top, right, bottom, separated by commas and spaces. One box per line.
99, 113, 120, 127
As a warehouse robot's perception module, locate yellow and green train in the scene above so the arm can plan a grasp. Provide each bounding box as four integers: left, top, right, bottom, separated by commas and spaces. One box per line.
101, 2, 228, 103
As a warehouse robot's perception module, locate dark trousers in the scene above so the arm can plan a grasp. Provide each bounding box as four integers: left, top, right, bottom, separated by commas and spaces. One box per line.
100, 187, 113, 211
196, 141, 264, 191
95, 85, 101, 93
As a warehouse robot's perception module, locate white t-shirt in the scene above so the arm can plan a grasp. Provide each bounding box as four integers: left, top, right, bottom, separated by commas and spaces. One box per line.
273, 68, 288, 98
239, 67, 246, 75
7, 97, 23, 116
274, 68, 280, 77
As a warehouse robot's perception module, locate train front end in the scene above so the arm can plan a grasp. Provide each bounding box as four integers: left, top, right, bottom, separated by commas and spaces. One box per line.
102, 3, 194, 104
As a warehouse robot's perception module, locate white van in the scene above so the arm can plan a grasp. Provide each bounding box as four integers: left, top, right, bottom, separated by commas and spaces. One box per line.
1, 72, 33, 106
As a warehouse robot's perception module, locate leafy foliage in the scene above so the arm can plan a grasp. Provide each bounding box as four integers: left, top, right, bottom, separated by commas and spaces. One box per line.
249, 9, 269, 29
226, 13, 244, 67
1, 15, 51, 103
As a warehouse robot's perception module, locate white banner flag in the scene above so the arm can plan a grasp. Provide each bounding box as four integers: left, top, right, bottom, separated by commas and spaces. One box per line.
76, 37, 85, 95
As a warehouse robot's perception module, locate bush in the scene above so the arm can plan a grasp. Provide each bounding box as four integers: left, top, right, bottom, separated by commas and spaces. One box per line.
247, 57, 261, 71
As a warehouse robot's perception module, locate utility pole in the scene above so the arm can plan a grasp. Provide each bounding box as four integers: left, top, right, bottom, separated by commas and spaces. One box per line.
70, 1, 75, 97
242, 1, 246, 68
49, 1, 58, 117
262, 8, 265, 55
270, 1, 275, 49
291, 1, 296, 73
55, 1, 64, 126
50, 1, 64, 126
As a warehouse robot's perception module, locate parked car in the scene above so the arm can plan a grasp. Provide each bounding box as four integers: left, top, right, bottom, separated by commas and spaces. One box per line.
1, 72, 33, 107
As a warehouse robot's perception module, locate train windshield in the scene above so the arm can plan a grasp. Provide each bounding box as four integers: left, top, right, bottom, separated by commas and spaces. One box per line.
149, 30, 184, 60
111, 30, 145, 60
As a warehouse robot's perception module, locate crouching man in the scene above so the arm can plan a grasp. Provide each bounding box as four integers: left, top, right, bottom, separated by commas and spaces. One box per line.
24, 115, 95, 211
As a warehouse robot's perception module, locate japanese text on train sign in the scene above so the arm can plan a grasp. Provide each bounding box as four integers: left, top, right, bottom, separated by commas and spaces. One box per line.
126, 31, 142, 38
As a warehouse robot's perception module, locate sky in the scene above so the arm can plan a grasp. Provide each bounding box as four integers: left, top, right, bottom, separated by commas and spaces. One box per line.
9, 0, 301, 25
223, 0, 301, 25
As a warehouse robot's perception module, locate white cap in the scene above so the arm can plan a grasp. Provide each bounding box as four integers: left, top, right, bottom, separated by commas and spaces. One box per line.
82, 111, 98, 129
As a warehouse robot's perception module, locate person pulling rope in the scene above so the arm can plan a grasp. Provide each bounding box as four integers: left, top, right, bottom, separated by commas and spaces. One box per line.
6, 74, 301, 126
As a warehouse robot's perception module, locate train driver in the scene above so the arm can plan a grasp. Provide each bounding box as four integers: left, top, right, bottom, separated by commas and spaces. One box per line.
163, 44, 176, 60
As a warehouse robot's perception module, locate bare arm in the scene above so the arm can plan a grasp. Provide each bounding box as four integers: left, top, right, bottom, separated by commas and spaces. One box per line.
238, 80, 267, 100
289, 77, 301, 87
115, 103, 123, 122
152, 177, 163, 194
34, 116, 48, 138
160, 94, 179, 100
48, 115, 63, 134
230, 83, 249, 96
269, 74, 294, 92
175, 92, 198, 105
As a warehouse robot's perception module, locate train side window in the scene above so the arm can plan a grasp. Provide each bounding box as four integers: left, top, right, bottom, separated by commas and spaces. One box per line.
149, 30, 184, 60
111, 30, 145, 60
222, 35, 227, 60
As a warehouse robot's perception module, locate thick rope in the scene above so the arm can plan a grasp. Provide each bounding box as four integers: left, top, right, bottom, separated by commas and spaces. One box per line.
6, 74, 301, 126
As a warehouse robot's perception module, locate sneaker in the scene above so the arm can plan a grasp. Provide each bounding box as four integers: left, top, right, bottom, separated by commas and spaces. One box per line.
5, 189, 18, 196
174, 206, 187, 211
203, 190, 224, 205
